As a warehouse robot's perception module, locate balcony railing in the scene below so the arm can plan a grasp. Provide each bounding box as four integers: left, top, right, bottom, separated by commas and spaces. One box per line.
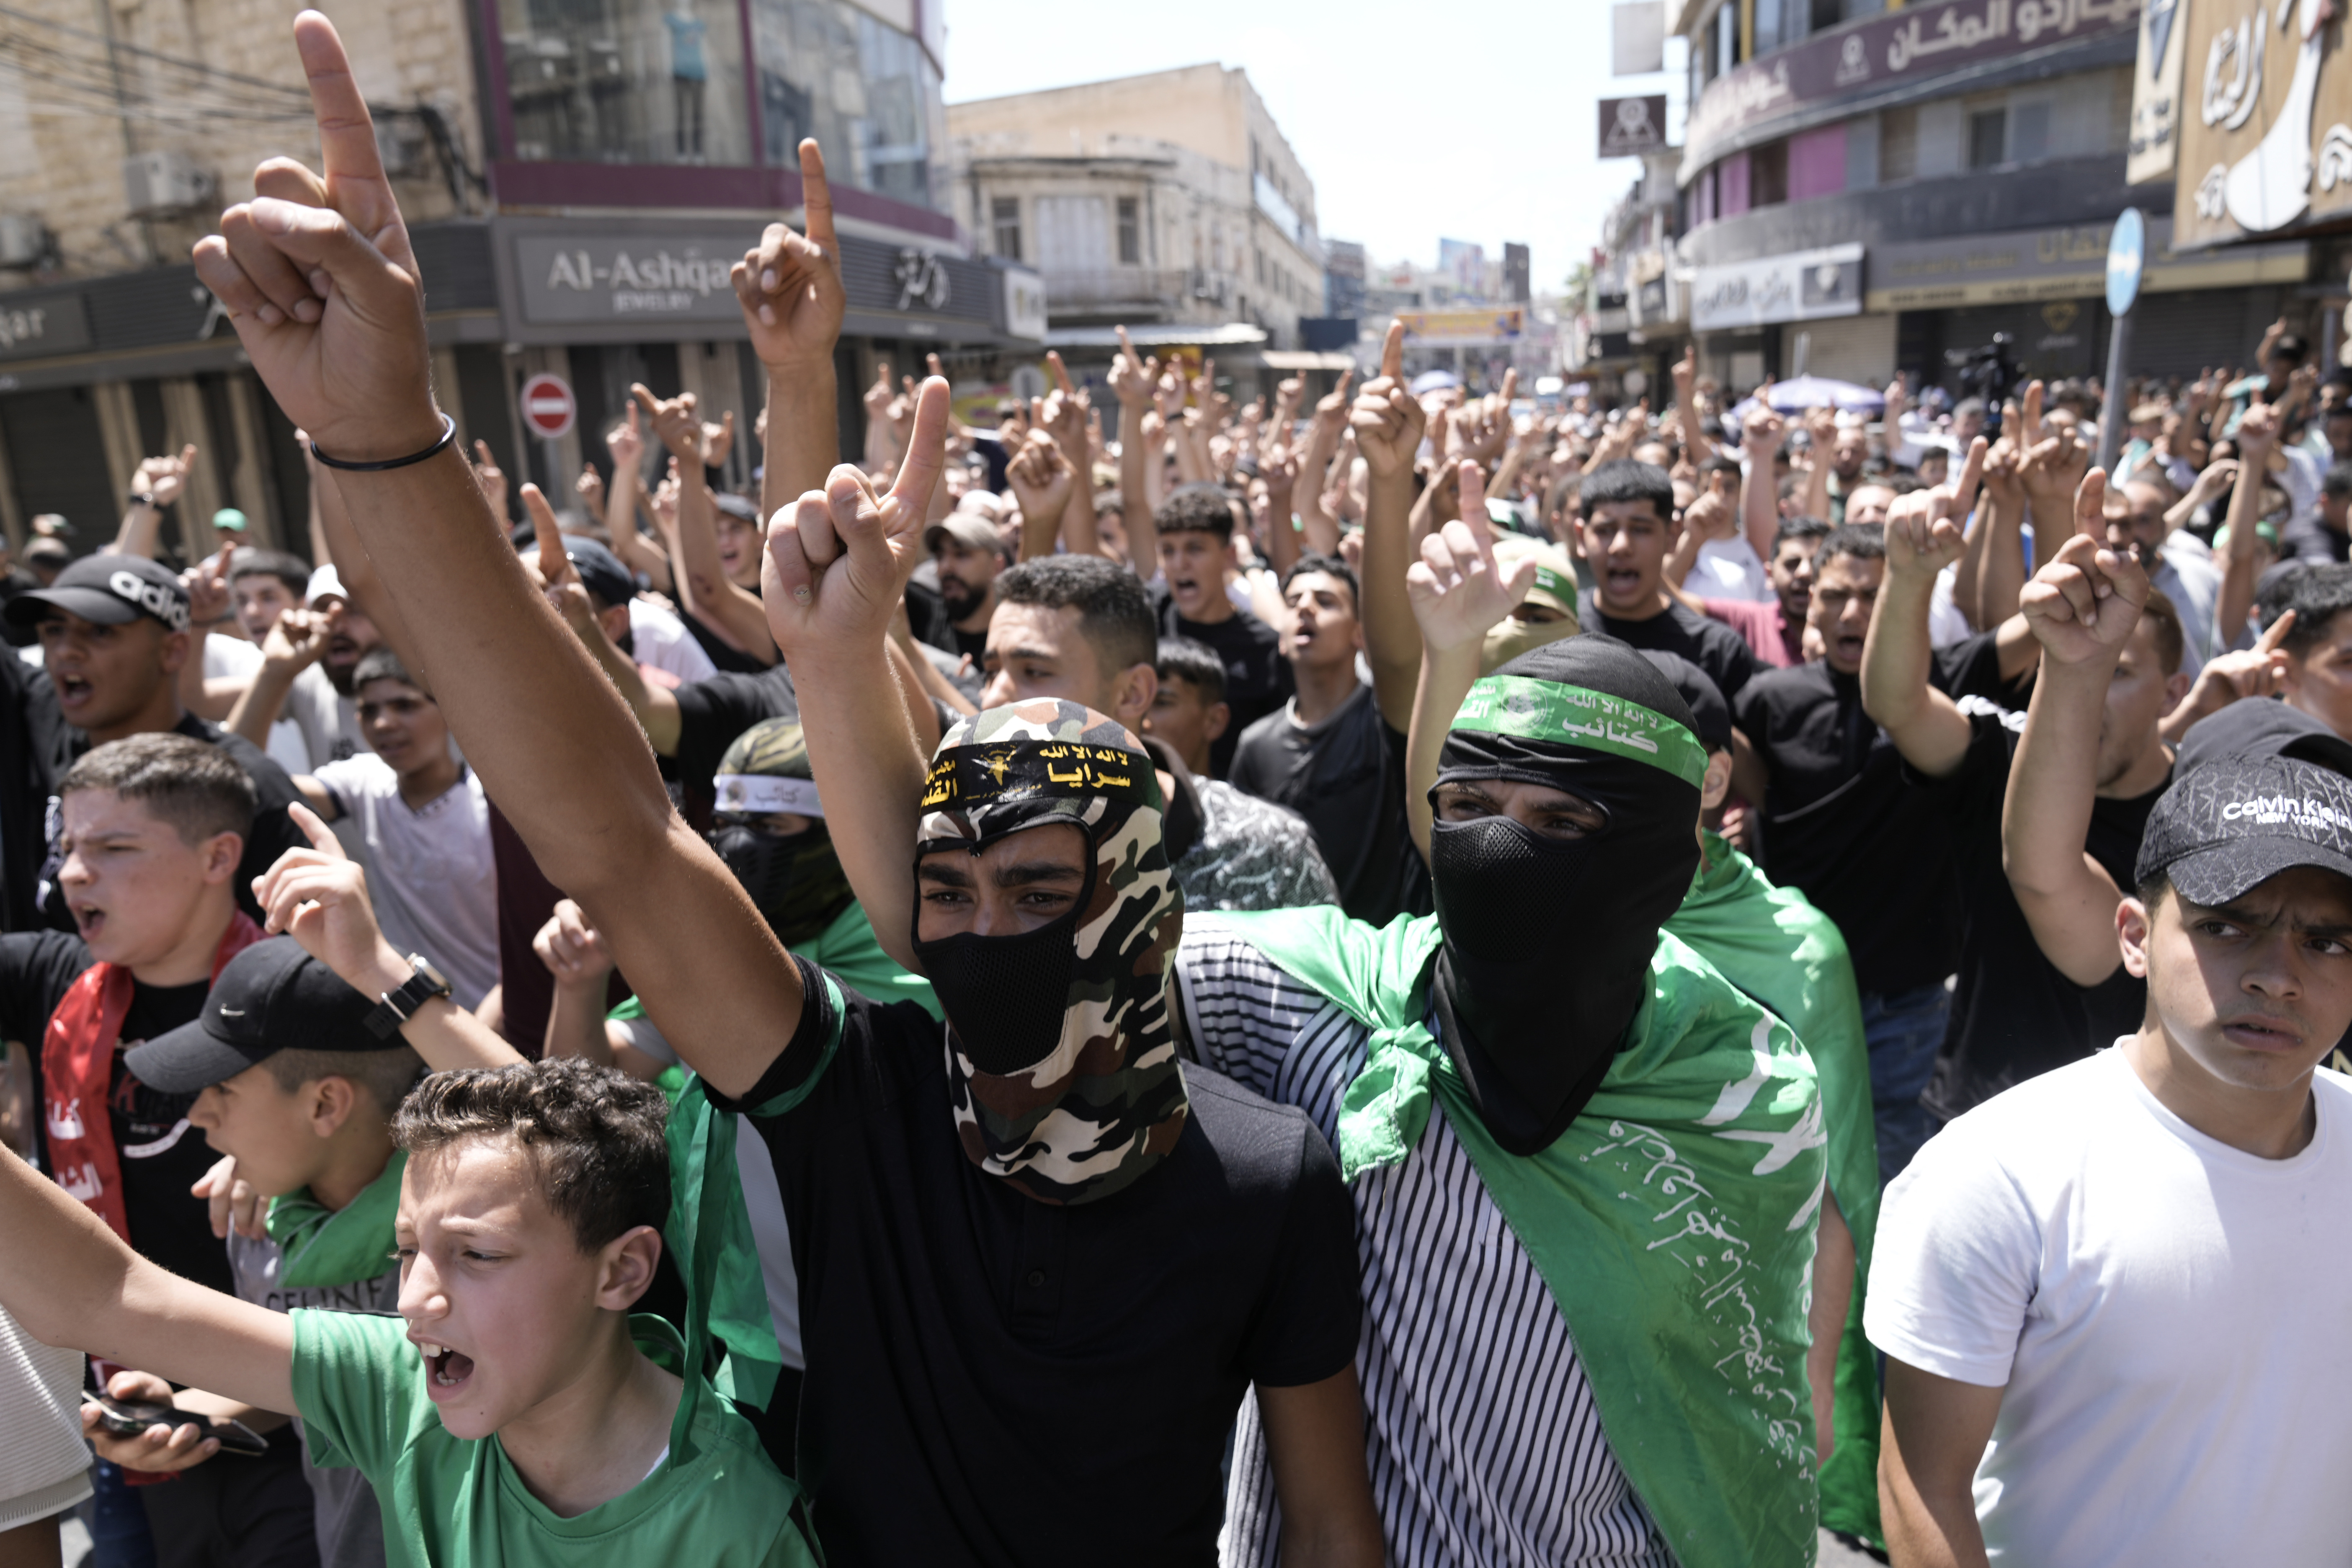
1036, 267, 1206, 314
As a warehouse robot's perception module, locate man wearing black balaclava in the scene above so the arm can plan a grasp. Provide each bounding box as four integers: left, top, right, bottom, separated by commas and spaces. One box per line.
1175, 478, 1832, 1567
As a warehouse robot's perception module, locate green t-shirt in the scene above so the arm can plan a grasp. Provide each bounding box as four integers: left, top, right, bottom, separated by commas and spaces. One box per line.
289, 1310, 813, 1567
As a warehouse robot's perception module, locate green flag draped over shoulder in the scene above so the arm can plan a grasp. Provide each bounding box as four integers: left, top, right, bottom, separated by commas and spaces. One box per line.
656, 972, 845, 1447
1210, 905, 1826, 1567
1669, 830, 1882, 1549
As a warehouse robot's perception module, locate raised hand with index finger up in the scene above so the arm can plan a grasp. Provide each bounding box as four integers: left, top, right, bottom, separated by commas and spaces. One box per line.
1353, 322, 1427, 480
1406, 461, 1538, 657
735, 140, 846, 371
763, 378, 952, 660
189, 11, 440, 463
2019, 489, 2151, 668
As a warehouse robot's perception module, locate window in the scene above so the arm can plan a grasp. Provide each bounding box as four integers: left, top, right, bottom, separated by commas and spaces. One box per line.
2010, 100, 2051, 162
1749, 139, 1789, 206
1034, 196, 1109, 270
1718, 1, 1740, 67
1117, 196, 1140, 264
750, 0, 948, 208
991, 197, 1021, 261
498, 0, 749, 165
1968, 107, 2007, 168
1879, 106, 1918, 181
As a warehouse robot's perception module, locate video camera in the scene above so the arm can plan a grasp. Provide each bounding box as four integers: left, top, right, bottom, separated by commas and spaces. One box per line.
1945, 334, 2021, 439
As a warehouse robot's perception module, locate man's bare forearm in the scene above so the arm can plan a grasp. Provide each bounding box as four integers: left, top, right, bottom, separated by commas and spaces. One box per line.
226, 659, 302, 748
762, 364, 841, 527
1119, 400, 1160, 575
1405, 642, 1481, 862
2001, 658, 2125, 985
790, 640, 931, 973
333, 446, 800, 1099
1361, 473, 1422, 730
1975, 496, 2028, 630
0, 1140, 296, 1417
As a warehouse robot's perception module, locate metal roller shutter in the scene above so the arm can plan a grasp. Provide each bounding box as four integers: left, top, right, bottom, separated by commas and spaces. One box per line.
1, 385, 117, 551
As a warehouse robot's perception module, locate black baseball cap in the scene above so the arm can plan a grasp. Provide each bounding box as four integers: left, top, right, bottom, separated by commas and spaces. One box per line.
126, 938, 381, 1094
3, 554, 190, 634
554, 534, 634, 610
2173, 696, 2352, 781
2135, 755, 2352, 908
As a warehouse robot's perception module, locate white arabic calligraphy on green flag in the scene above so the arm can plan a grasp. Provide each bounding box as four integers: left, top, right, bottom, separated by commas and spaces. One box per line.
1450, 675, 1710, 787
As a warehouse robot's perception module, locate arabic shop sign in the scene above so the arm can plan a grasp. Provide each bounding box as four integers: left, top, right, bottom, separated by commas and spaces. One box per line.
2170, 0, 2352, 251
1684, 0, 2142, 170
1690, 243, 1864, 331
507, 224, 1000, 331
0, 294, 90, 361
1865, 214, 2308, 309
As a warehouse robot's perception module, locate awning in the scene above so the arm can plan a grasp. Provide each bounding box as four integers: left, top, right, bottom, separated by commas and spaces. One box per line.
1043, 322, 1269, 349
1260, 350, 1358, 370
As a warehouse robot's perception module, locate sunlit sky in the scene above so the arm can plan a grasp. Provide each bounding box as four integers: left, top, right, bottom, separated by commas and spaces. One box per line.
941, 0, 1685, 294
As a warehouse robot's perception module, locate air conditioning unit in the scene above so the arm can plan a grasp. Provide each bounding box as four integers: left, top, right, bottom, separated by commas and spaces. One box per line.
0, 214, 52, 269
122, 151, 216, 219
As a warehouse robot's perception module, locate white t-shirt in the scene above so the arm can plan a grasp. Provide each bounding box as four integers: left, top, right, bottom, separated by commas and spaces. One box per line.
629, 597, 718, 686
311, 755, 499, 1011
284, 662, 364, 770
1690, 535, 1770, 602
1867, 1045, 2352, 1565
202, 633, 314, 774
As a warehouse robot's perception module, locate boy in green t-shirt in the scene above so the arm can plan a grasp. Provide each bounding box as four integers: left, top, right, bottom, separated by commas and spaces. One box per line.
0, 1053, 815, 1567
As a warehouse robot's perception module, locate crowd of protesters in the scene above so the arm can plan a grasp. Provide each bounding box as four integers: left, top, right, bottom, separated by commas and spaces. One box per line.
6, 13, 2352, 1568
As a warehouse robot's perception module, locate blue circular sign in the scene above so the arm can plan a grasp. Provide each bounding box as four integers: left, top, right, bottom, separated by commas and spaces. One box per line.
2107, 208, 2146, 318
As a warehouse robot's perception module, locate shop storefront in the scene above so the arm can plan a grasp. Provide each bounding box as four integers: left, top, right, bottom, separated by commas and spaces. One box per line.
488, 215, 1042, 492
0, 224, 502, 560
1872, 216, 2308, 384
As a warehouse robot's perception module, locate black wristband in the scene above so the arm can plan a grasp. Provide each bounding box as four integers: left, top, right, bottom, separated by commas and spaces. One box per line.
311, 413, 458, 473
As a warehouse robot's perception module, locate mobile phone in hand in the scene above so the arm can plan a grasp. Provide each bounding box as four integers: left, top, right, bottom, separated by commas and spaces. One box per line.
85, 1394, 269, 1457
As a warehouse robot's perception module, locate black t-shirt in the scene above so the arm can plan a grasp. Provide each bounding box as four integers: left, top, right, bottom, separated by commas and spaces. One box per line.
1733, 632, 2010, 996
1921, 709, 2166, 1122
1228, 682, 1430, 926
951, 622, 990, 664
1579, 593, 1760, 702
1151, 588, 1292, 779
31, 701, 309, 934
715, 959, 1360, 1568
0, 931, 232, 1296
679, 606, 775, 677
672, 661, 799, 798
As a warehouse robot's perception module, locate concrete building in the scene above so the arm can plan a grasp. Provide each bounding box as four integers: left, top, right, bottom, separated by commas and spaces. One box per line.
0, 0, 1043, 560
1663, 0, 2311, 400
946, 62, 1322, 373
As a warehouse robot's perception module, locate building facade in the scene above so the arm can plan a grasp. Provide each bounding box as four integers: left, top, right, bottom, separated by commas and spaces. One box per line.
0, 0, 1041, 559
946, 62, 1321, 376
1663, 0, 2311, 400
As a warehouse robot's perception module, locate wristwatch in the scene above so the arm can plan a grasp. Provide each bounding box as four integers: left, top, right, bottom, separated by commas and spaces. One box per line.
127, 490, 158, 509
364, 954, 453, 1040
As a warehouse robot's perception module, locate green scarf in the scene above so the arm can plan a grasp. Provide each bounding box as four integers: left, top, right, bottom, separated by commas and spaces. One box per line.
659, 972, 844, 1438
1669, 831, 1883, 1549
1214, 906, 1826, 1568
266, 1150, 407, 1289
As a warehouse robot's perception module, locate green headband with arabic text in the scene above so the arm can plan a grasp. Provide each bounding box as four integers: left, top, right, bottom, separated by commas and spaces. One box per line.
1450, 675, 1710, 788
